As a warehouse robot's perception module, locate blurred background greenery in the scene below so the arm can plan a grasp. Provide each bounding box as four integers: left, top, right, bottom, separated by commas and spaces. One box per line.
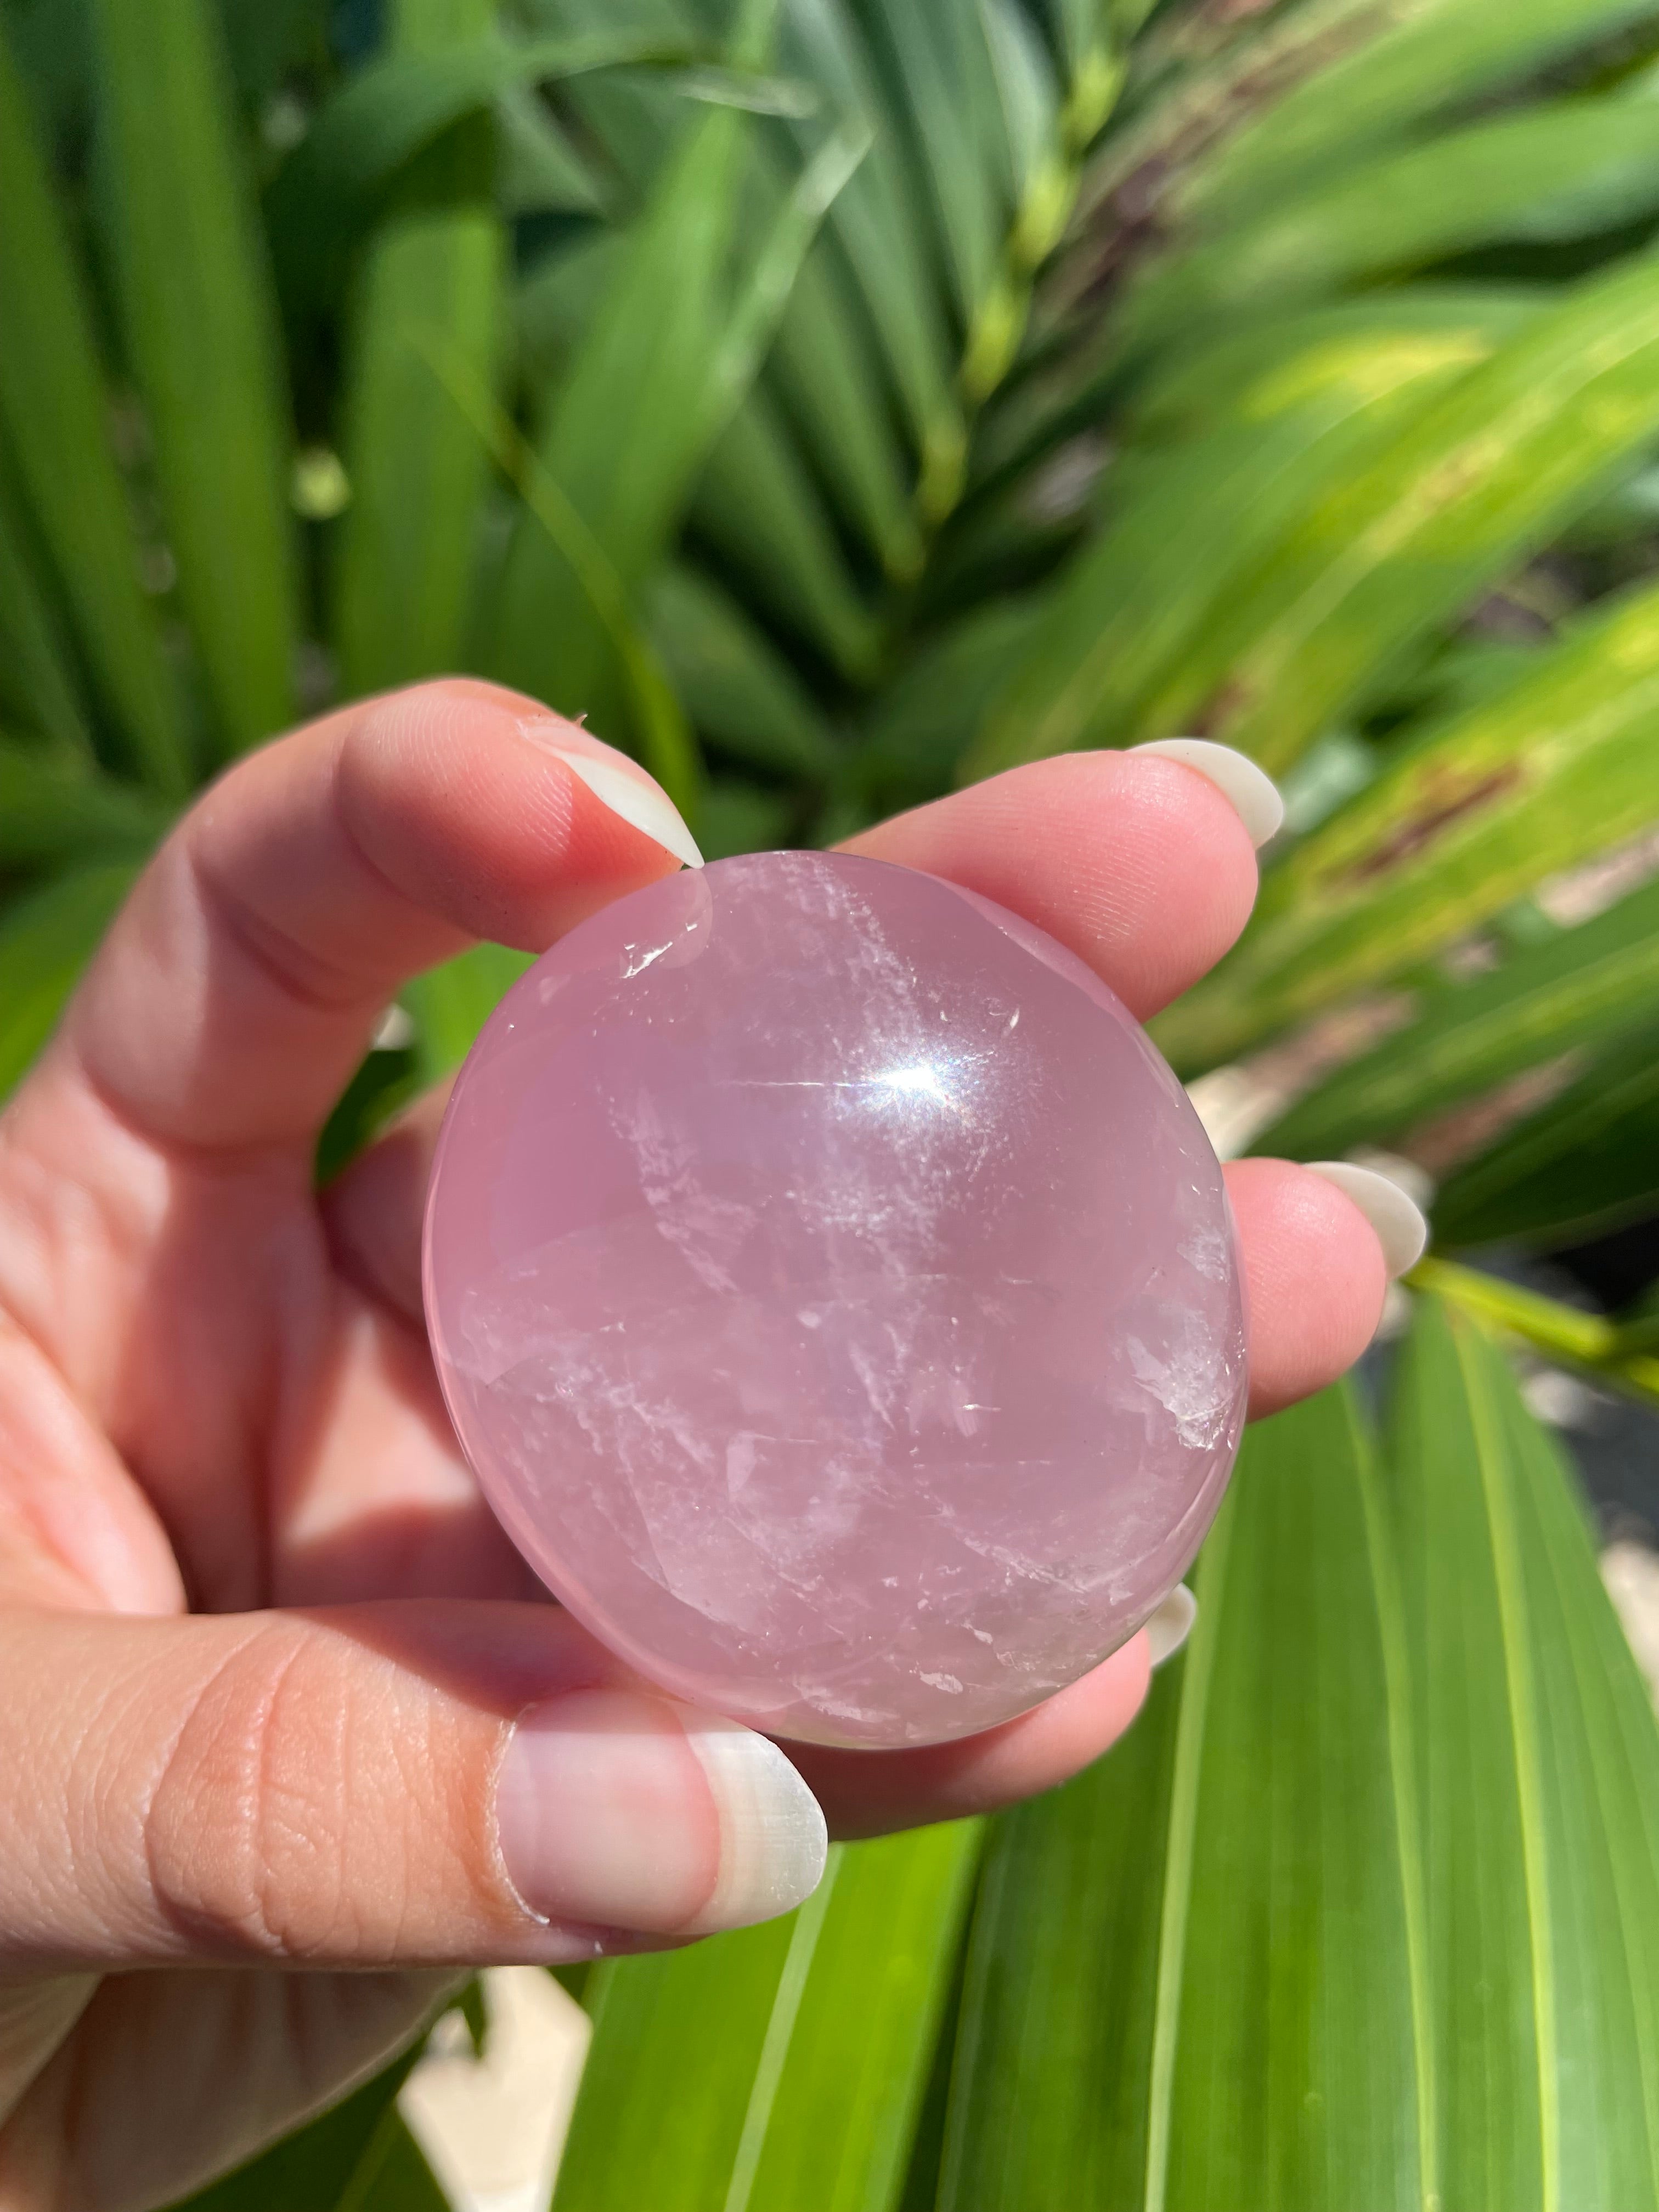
6, 0, 1659, 2203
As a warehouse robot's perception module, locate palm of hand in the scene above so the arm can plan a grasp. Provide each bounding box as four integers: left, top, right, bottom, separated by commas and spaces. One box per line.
0, 684, 1388, 2210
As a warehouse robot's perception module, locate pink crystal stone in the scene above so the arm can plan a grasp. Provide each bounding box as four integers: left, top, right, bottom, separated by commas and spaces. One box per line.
424, 850, 1246, 1748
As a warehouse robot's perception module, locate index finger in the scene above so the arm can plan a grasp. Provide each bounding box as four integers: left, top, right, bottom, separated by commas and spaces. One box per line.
44, 680, 702, 1156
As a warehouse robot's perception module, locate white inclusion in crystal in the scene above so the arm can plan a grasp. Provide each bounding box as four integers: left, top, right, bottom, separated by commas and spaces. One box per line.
919, 1671, 964, 1693
1126, 1316, 1231, 1450
726, 1432, 759, 1498
611, 1088, 756, 1293
1179, 1221, 1232, 1283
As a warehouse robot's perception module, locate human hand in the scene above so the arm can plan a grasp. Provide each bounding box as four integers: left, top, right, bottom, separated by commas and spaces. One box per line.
0, 682, 1414, 2208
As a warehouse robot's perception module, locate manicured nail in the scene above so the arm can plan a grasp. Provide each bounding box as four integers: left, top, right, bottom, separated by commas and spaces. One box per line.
1305, 1161, 1429, 1279
522, 724, 704, 870
494, 1689, 824, 1939
1131, 738, 1285, 848
1146, 1584, 1197, 1666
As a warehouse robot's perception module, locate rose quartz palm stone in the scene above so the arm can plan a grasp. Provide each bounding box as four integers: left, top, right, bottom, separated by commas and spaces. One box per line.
424, 850, 1246, 1748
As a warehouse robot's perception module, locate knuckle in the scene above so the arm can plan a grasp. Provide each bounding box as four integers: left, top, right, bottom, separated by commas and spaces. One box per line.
142, 1623, 492, 1964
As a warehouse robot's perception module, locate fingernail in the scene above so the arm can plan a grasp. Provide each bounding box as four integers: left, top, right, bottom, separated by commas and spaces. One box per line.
1305, 1161, 1429, 1279
1146, 1584, 1197, 1666
1131, 738, 1285, 849
494, 1689, 825, 1938
522, 724, 704, 870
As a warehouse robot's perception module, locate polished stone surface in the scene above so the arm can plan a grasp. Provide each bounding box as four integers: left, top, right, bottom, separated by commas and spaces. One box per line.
424, 851, 1246, 1747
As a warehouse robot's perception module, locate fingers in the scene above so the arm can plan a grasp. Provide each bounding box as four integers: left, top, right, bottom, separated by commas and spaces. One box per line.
789, 1639, 1152, 1839
1226, 1159, 1393, 1418
843, 746, 1268, 1020
1, 1970, 455, 2212
0, 1601, 824, 1974
54, 680, 699, 1154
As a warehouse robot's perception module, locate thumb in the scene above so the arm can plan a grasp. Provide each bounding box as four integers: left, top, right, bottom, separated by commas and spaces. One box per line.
0, 1601, 826, 1973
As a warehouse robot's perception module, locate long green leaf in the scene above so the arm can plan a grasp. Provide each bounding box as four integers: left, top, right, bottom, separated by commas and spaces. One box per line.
1154, 574, 1659, 1072
1119, 98, 1659, 366
490, 3, 853, 753
1408, 1258, 1659, 1408
943, 1381, 1422, 2211
0, 447, 92, 759
1256, 870, 1659, 1159
947, 1312, 1659, 2208
264, 29, 690, 311
0, 864, 138, 1102
966, 296, 1527, 780
334, 0, 506, 698
977, 253, 1659, 782
488, 16, 763, 734
1180, 0, 1659, 232
776, 0, 958, 460
91, 0, 300, 755
851, 0, 1014, 335
1384, 1297, 1659, 2207
692, 387, 883, 679
1432, 1017, 1659, 1250
0, 18, 185, 788
647, 562, 840, 780
761, 202, 923, 582
0, 740, 174, 869
554, 1822, 980, 2212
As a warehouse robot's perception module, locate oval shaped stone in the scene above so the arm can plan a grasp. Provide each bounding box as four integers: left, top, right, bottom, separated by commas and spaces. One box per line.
424, 850, 1246, 1747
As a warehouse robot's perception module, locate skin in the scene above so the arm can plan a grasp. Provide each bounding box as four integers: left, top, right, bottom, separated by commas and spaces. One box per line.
0, 682, 1387, 2210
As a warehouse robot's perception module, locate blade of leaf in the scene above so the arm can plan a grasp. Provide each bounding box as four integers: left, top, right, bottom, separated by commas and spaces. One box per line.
1181, 0, 1659, 233
426, 347, 703, 810
554, 1822, 980, 2212
490, 22, 862, 762
1431, 1017, 1659, 1250
0, 739, 174, 868
0, 864, 140, 1103
692, 387, 883, 680
1154, 572, 1659, 1073
0, 444, 92, 759
966, 297, 1524, 781
1255, 870, 1659, 1159
850, 0, 1014, 333
943, 1382, 1425, 2211
1384, 1295, 1659, 2208
332, 2110, 451, 2212
0, 16, 185, 788
1207, 252, 1659, 774
759, 183, 924, 581
90, 0, 300, 755
647, 562, 840, 780
1118, 97, 1659, 369
1124, 287, 1542, 446
334, 0, 506, 698
264, 29, 691, 311
978, 253, 1659, 783
488, 1, 774, 727
776, 0, 958, 460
